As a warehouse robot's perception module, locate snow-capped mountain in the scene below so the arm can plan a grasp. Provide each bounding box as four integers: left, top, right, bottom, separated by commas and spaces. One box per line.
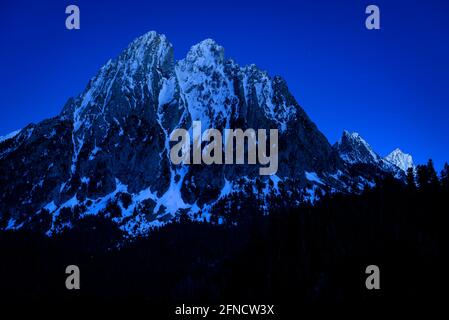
385, 148, 414, 172
0, 31, 410, 236
334, 130, 381, 165
333, 130, 406, 178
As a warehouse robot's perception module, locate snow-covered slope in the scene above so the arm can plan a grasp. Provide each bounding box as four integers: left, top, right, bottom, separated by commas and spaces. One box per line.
0, 129, 21, 144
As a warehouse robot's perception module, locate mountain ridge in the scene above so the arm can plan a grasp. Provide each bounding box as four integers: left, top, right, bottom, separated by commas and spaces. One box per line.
0, 31, 411, 236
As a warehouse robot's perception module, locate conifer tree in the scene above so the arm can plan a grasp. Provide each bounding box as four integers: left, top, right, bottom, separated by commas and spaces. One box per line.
440, 162, 449, 190
416, 164, 429, 190
406, 167, 416, 190
427, 159, 439, 189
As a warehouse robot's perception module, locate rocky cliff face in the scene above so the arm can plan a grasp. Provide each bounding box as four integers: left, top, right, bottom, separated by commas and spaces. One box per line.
0, 31, 407, 236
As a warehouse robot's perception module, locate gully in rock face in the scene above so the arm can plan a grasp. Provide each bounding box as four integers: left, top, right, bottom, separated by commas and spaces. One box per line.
169, 121, 279, 175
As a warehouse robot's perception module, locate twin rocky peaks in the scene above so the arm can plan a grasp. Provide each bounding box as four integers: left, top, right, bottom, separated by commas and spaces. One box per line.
335, 130, 413, 172
0, 31, 413, 236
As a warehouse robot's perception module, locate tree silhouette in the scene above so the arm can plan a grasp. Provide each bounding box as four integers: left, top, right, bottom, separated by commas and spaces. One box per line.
416, 164, 429, 190
1, 159, 448, 309
406, 167, 416, 190
427, 159, 439, 189
416, 159, 439, 191
441, 162, 449, 190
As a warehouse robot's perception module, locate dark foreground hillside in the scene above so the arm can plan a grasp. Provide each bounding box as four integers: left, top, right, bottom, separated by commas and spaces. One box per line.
1, 162, 448, 315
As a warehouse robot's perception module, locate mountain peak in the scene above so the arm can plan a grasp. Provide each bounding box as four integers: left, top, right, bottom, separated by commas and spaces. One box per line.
185, 38, 225, 66
127, 30, 171, 48
385, 148, 414, 172
341, 130, 361, 141
67, 31, 175, 131
122, 31, 173, 69
336, 130, 380, 165
131, 30, 162, 42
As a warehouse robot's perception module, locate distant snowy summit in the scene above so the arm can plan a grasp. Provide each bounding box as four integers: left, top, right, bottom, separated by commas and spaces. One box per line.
334, 130, 413, 175
385, 148, 414, 172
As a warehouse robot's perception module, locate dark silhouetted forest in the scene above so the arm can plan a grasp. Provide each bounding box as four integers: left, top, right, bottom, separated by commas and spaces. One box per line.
1, 160, 448, 315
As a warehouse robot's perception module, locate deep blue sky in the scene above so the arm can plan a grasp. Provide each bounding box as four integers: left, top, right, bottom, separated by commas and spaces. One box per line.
1, 0, 448, 169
